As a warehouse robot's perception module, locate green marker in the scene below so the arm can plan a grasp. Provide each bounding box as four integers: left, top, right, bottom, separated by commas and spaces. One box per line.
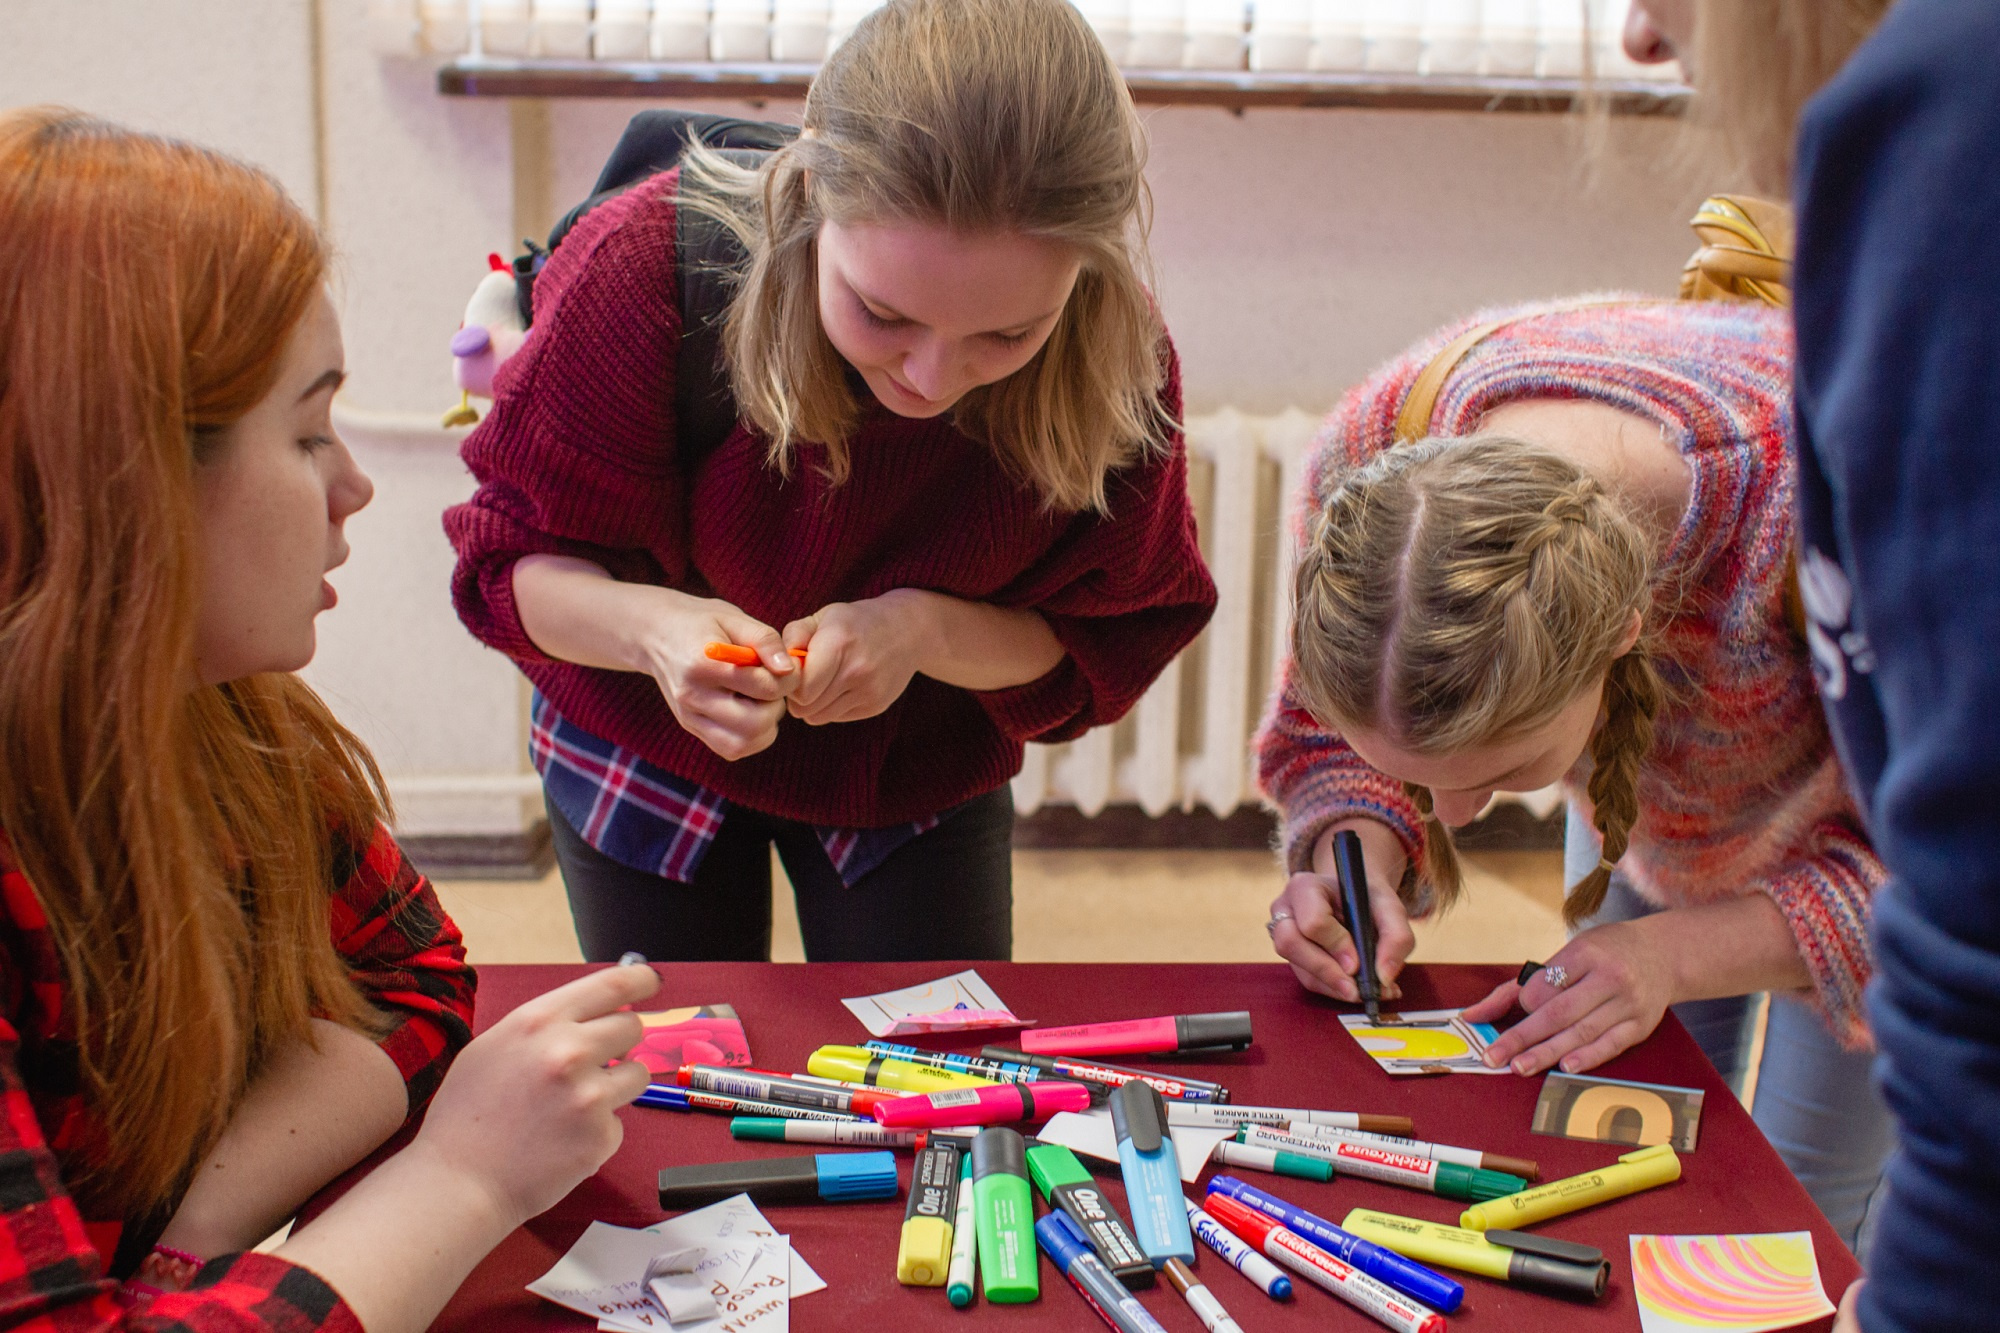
971, 1127, 1038, 1303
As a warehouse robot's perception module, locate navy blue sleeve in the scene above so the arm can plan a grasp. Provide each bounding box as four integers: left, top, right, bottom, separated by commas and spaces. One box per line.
1792, 2, 2000, 1327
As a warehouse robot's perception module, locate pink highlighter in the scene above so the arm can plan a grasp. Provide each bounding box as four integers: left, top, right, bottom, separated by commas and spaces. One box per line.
1019, 1011, 1254, 1058
870, 1081, 1094, 1129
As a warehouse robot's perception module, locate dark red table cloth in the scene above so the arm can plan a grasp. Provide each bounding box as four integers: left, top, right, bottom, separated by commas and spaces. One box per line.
333, 962, 1860, 1332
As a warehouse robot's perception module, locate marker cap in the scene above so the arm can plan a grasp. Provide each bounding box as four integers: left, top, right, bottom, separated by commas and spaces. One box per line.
898, 1217, 954, 1285
1436, 1161, 1528, 1202
973, 1126, 1029, 1180
1034, 1210, 1092, 1273
814, 1151, 900, 1200
1110, 1079, 1168, 1151
1024, 1142, 1095, 1198
1486, 1231, 1612, 1300
731, 1118, 790, 1142
1175, 1011, 1254, 1051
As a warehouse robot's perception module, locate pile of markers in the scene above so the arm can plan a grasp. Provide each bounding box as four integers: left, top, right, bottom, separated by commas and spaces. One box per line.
640, 1013, 1684, 1331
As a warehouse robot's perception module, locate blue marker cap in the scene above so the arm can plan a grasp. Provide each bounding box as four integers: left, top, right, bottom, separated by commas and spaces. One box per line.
1035, 1211, 1091, 1274
636, 1085, 690, 1110
815, 1151, 900, 1201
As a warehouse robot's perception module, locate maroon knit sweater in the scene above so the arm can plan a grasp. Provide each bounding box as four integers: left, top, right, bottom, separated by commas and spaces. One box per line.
444, 172, 1216, 828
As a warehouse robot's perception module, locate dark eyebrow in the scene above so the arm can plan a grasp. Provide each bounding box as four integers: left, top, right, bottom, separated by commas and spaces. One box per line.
851, 285, 1057, 338
298, 369, 347, 403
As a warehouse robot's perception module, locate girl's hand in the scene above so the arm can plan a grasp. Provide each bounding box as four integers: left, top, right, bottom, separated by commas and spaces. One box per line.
410, 963, 660, 1228
1462, 918, 1676, 1076
1268, 821, 1415, 1005
641, 594, 800, 760
782, 590, 933, 725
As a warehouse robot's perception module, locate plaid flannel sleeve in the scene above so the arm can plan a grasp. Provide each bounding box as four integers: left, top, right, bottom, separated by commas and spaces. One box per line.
326, 825, 477, 1117
0, 999, 361, 1331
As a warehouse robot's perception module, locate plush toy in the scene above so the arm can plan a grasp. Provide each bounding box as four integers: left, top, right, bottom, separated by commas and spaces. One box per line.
442, 253, 529, 427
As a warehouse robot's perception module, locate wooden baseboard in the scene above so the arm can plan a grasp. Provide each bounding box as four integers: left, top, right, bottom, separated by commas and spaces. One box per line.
402, 801, 1561, 878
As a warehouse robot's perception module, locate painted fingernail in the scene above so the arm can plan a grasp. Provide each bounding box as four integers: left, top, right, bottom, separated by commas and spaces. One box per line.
618, 951, 648, 967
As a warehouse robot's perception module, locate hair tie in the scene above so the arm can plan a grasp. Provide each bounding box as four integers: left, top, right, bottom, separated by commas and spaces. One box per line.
1597, 856, 1619, 874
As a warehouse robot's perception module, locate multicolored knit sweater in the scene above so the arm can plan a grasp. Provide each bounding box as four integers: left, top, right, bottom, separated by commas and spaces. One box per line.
1255, 298, 1883, 1046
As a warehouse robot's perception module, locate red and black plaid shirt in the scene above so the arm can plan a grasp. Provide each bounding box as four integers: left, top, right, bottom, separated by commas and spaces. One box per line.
0, 823, 476, 1332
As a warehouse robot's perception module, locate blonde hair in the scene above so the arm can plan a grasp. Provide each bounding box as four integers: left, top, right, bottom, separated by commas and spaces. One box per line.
681, 0, 1170, 513
1291, 436, 1664, 926
1687, 0, 1893, 191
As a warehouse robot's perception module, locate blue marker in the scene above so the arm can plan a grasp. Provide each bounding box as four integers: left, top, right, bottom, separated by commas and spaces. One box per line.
656, 1150, 900, 1208
1184, 1199, 1293, 1299
1205, 1175, 1464, 1313
1111, 1080, 1195, 1266
1037, 1212, 1170, 1333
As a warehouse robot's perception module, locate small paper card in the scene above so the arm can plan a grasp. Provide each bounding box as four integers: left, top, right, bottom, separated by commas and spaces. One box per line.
1631, 1233, 1834, 1333
1035, 1109, 1237, 1184
630, 1005, 751, 1077
1534, 1071, 1704, 1151
1339, 1008, 1507, 1075
840, 969, 1025, 1037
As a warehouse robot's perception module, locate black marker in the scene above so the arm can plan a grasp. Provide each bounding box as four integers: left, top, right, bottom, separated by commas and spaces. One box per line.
1333, 829, 1382, 1021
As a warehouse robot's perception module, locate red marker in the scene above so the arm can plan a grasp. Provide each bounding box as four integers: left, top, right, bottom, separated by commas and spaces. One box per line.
704, 642, 808, 667
1021, 1012, 1252, 1057
1203, 1194, 1444, 1333
872, 1081, 1094, 1130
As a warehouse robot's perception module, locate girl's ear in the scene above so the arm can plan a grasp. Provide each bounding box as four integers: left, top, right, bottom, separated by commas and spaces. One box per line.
1614, 607, 1644, 657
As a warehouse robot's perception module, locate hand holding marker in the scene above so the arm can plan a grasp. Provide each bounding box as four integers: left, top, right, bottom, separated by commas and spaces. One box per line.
704, 641, 808, 667
1333, 828, 1385, 1020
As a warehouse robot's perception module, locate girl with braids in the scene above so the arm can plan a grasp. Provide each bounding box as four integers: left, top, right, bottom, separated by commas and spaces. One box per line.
1256, 297, 1893, 1250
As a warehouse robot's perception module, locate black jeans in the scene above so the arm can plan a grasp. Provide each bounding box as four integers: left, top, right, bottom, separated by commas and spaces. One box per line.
548, 786, 1015, 963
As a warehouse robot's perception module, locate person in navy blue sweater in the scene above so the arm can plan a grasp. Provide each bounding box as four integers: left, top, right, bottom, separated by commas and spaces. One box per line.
1792, 2, 2000, 1328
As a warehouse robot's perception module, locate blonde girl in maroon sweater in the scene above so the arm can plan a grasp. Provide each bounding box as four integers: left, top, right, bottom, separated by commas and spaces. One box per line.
447, 0, 1215, 962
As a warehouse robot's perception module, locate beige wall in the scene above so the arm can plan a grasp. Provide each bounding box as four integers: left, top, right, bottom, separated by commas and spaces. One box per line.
1, 6, 1703, 836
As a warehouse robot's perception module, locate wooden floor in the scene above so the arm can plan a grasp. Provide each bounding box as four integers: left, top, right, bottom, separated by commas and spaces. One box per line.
432, 848, 1568, 968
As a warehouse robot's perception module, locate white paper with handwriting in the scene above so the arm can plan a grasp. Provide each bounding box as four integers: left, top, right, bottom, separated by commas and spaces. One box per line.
527, 1194, 821, 1332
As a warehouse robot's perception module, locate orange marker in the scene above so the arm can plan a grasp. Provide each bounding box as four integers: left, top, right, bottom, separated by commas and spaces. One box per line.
704, 642, 808, 667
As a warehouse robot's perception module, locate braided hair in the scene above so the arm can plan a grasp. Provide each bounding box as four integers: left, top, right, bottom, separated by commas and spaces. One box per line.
1290, 435, 1662, 924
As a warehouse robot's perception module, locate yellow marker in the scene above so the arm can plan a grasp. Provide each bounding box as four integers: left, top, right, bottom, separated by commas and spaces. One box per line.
1459, 1144, 1680, 1232
1341, 1208, 1611, 1300
808, 1045, 996, 1096
898, 1139, 961, 1286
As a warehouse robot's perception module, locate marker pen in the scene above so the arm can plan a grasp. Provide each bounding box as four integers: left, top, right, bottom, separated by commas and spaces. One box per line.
1340, 1208, 1611, 1300
636, 1084, 867, 1123
730, 1117, 923, 1147
678, 1064, 894, 1116
1022, 1011, 1253, 1057
1205, 1175, 1464, 1313
1167, 1103, 1413, 1136
1163, 1257, 1244, 1333
864, 1041, 1111, 1099
898, 1138, 962, 1286
1203, 1193, 1444, 1333
1035, 1212, 1168, 1333
704, 642, 808, 666
971, 1127, 1038, 1302
1238, 1127, 1524, 1202
1211, 1140, 1335, 1182
1294, 1123, 1540, 1181
656, 1150, 899, 1208
1024, 1141, 1155, 1289
1459, 1143, 1681, 1231
1332, 828, 1383, 1021
1185, 1200, 1294, 1300
809, 1045, 997, 1096
872, 1081, 1094, 1129
1111, 1079, 1195, 1266
946, 1156, 978, 1307
982, 1047, 1231, 1104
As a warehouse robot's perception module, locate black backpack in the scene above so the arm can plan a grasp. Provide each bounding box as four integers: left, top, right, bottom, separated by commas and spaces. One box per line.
508, 110, 800, 465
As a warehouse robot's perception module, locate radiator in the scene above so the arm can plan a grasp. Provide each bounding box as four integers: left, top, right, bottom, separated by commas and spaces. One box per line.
1013, 406, 1321, 819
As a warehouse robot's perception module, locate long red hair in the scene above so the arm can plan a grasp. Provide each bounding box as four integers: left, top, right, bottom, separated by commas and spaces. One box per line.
0, 108, 389, 1217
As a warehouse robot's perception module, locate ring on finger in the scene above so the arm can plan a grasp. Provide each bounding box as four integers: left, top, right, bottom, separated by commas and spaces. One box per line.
1543, 963, 1570, 990
1265, 908, 1294, 937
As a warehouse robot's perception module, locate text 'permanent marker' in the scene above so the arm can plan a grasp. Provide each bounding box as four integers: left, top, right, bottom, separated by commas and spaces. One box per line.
1203, 1193, 1443, 1333
656, 1151, 898, 1209
1022, 1011, 1253, 1057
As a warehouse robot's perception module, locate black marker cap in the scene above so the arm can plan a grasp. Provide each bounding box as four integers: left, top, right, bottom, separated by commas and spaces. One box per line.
1173, 1011, 1254, 1052
1109, 1079, 1167, 1152
1488, 1230, 1612, 1301
972, 1126, 1027, 1181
